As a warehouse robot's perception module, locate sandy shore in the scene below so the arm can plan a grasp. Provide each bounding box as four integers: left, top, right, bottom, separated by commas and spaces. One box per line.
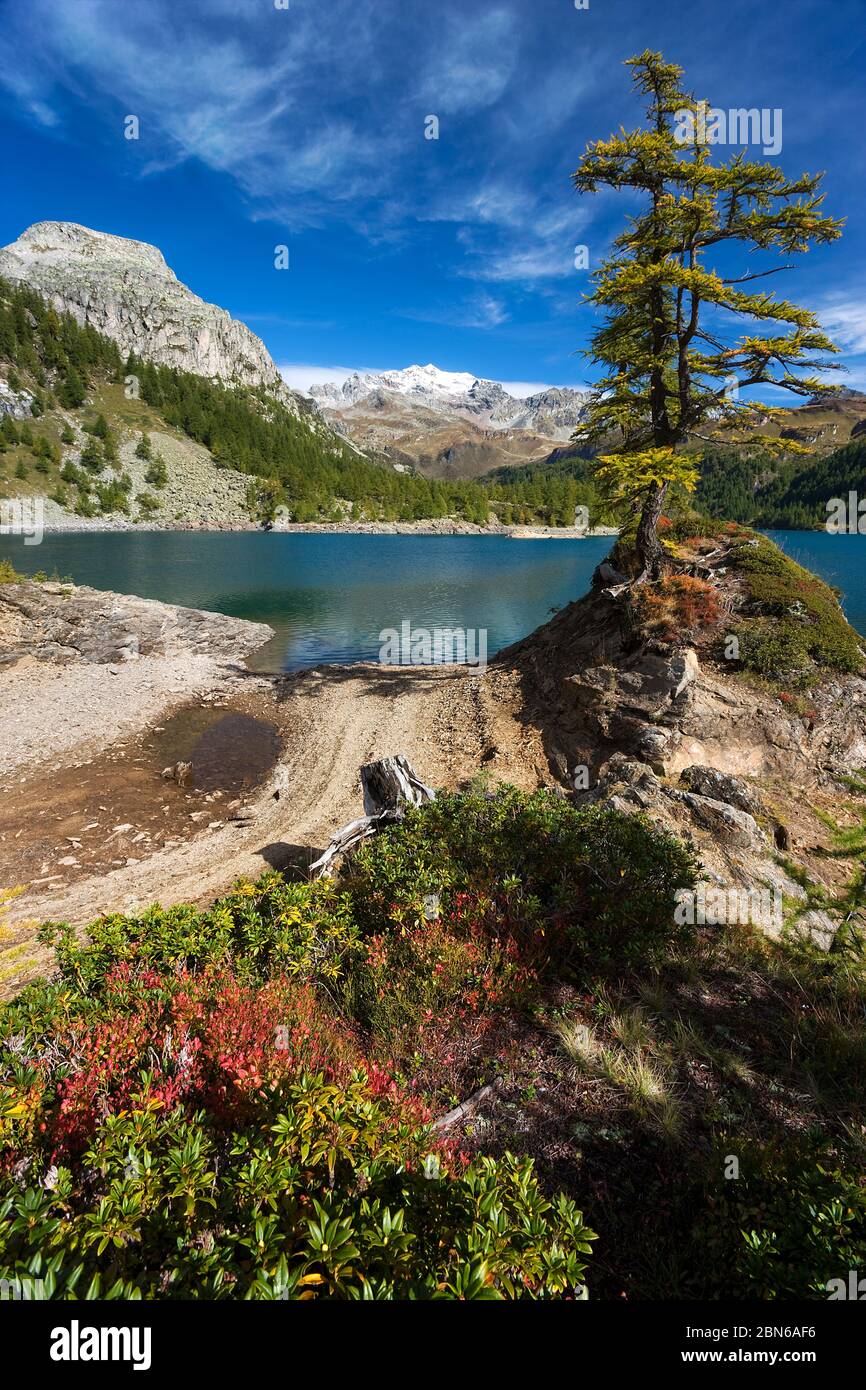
0, 581, 274, 779
0, 582, 549, 995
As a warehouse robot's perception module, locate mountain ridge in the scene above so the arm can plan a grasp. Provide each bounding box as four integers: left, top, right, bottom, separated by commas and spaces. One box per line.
0, 221, 304, 411
309, 362, 590, 439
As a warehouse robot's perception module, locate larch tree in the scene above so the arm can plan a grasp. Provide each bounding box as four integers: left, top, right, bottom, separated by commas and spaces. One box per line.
572, 50, 843, 579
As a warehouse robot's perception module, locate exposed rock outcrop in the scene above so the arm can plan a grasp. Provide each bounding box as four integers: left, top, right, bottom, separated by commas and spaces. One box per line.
498, 541, 866, 949
0, 580, 272, 668
0, 377, 34, 419
0, 222, 299, 405
577, 754, 838, 950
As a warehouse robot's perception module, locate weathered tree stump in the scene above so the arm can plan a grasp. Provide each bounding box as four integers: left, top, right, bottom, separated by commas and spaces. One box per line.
309, 755, 435, 878
360, 754, 435, 815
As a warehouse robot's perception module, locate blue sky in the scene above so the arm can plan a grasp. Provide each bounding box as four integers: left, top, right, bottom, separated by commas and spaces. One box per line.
0, 0, 864, 396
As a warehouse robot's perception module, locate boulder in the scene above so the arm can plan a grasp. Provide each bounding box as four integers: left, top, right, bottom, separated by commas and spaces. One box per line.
679, 765, 761, 815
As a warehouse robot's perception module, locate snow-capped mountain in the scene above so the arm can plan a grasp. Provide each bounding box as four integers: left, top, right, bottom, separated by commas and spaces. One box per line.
306, 364, 590, 479
312, 363, 476, 407
309, 364, 590, 444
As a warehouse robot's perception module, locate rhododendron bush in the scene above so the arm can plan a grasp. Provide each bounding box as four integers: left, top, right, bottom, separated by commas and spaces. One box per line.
0, 954, 593, 1299
0, 787, 699, 1298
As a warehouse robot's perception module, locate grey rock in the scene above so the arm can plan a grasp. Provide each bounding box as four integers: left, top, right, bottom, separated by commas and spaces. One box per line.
0, 222, 305, 416
680, 765, 761, 814
679, 792, 765, 849
0, 581, 273, 668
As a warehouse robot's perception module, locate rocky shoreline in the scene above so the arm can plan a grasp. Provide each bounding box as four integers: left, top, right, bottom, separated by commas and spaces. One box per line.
1, 551, 863, 982
39, 516, 618, 539
0, 580, 274, 777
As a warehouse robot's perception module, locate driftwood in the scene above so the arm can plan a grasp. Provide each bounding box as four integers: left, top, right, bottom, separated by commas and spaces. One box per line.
432, 1081, 500, 1133
309, 755, 435, 878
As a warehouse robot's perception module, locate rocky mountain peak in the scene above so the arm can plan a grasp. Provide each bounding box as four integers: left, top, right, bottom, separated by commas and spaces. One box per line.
0, 220, 286, 395
11, 221, 170, 274
308, 362, 590, 443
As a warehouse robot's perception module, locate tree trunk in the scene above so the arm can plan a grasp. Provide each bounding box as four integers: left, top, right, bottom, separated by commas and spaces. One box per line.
309, 756, 435, 878
360, 755, 435, 816
634, 480, 669, 582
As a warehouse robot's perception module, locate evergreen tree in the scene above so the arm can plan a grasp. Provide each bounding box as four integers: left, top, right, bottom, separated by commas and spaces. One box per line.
59, 367, 86, 409
144, 454, 168, 488
572, 50, 843, 577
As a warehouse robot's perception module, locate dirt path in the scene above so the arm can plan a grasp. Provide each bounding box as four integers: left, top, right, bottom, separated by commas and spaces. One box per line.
0, 662, 548, 996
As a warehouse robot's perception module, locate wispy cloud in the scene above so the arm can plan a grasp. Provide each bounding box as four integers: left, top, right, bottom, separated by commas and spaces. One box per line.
399, 293, 509, 329
0, 0, 403, 227
0, 0, 594, 257
819, 295, 866, 355
416, 7, 518, 116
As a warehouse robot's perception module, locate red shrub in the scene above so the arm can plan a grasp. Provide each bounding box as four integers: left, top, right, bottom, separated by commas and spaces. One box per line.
46, 968, 385, 1156
634, 574, 721, 642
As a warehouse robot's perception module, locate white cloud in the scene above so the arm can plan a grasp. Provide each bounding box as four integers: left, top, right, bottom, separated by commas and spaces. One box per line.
400, 293, 509, 329
0, 0, 584, 249
819, 297, 866, 354
0, 0, 398, 229
416, 8, 518, 116
279, 363, 383, 392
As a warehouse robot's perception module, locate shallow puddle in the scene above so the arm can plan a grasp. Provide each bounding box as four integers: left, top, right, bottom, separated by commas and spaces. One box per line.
148, 708, 282, 793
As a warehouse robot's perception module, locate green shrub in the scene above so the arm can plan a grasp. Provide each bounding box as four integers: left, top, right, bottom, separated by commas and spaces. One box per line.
144, 454, 168, 488
346, 787, 698, 969
730, 534, 863, 683
696, 1136, 866, 1299
0, 882, 596, 1300
0, 1075, 594, 1299
135, 491, 160, 515
37, 874, 362, 996
0, 790, 707, 1299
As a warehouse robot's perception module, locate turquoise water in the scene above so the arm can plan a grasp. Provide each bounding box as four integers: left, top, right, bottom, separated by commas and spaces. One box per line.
0, 532, 611, 670
762, 531, 866, 635
0, 530, 863, 671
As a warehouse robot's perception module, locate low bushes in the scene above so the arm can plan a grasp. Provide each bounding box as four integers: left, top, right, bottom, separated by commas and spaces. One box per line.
346, 786, 698, 970
730, 533, 863, 683
630, 574, 721, 643
0, 787, 704, 1298
695, 1136, 866, 1300
0, 1066, 594, 1299
0, 937, 594, 1299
